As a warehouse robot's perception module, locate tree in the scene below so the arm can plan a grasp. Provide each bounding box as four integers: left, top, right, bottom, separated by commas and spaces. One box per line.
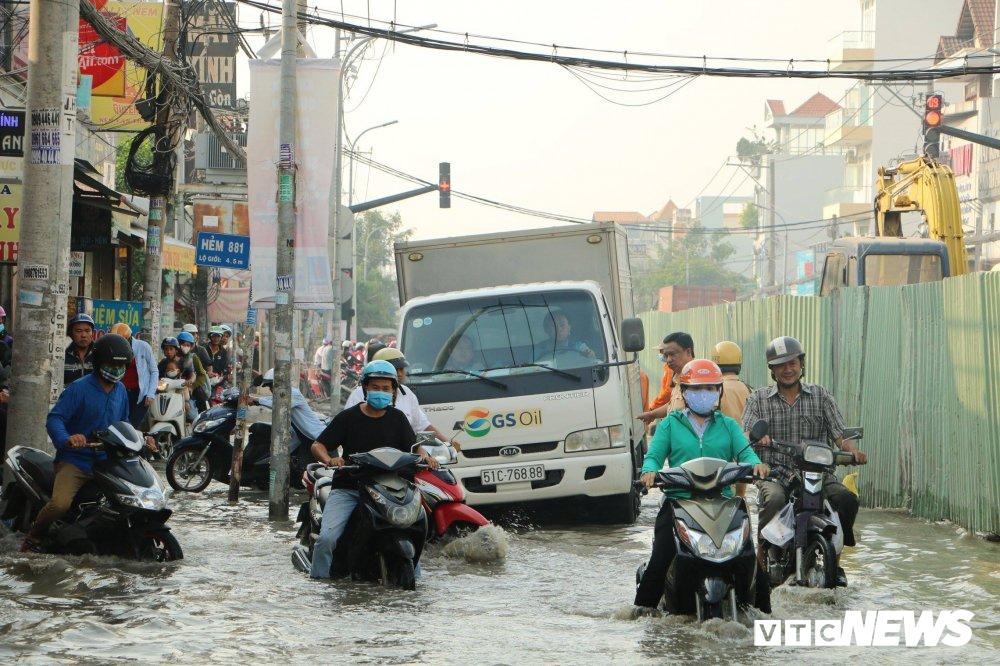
739, 201, 759, 230
115, 135, 153, 193
354, 210, 413, 332
633, 223, 754, 308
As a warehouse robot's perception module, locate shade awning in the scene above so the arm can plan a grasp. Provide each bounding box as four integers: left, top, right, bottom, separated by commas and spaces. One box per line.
128, 226, 197, 274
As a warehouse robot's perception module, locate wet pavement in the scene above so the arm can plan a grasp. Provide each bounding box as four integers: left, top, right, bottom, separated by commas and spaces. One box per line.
0, 478, 997, 664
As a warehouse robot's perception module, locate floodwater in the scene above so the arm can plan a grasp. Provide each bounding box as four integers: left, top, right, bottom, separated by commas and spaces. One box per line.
0, 481, 997, 664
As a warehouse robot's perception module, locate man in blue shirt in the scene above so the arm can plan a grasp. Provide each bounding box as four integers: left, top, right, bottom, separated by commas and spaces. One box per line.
23, 334, 150, 552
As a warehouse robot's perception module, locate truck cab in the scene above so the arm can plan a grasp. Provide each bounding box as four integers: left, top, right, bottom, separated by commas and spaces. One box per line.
399, 281, 644, 523
818, 237, 951, 295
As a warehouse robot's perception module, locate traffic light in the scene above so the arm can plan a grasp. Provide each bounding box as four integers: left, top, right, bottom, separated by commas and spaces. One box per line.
923, 94, 943, 158
439, 162, 450, 208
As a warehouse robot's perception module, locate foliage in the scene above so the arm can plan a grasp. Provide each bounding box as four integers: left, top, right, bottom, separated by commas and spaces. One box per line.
354, 210, 413, 331
633, 223, 754, 308
115, 135, 153, 193
739, 201, 759, 230
736, 128, 775, 166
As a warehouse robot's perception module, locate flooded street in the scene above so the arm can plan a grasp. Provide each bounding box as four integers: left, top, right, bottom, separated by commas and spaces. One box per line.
0, 482, 997, 664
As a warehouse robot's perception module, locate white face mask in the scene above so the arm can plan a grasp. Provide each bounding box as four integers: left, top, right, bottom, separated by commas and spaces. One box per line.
166, 370, 179, 378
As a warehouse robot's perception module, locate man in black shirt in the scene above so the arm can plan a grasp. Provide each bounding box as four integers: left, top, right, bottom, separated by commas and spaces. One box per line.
308, 360, 436, 579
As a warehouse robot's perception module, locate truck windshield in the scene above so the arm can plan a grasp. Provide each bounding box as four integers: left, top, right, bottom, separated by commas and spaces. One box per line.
401, 291, 607, 384
864, 253, 943, 286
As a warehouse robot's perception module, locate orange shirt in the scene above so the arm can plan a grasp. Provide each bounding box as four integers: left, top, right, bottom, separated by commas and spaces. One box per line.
649, 364, 673, 410
639, 369, 650, 412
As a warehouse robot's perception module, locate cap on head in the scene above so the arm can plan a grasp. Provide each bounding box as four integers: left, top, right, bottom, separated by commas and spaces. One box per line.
372, 347, 409, 369
711, 341, 742, 371
182, 324, 198, 334
766, 336, 804, 367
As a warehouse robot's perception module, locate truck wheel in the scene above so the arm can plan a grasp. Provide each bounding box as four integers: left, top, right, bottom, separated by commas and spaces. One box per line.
604, 486, 641, 524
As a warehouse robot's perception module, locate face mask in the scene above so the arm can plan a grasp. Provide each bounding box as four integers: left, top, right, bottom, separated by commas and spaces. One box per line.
657, 354, 666, 364
365, 391, 393, 410
166, 370, 179, 378
180, 345, 191, 354
100, 365, 127, 383
684, 389, 719, 416
0, 324, 5, 334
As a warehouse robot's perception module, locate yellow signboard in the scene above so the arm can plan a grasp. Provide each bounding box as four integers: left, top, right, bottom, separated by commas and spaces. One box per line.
89, 2, 165, 130
0, 182, 21, 263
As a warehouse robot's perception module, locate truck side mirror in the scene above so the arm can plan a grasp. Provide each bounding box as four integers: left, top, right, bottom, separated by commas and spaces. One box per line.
620, 317, 645, 353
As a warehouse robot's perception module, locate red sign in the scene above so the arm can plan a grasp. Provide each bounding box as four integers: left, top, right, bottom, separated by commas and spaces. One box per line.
79, 14, 127, 97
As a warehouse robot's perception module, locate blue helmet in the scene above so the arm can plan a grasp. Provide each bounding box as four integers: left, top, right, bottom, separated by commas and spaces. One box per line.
177, 331, 195, 344
361, 360, 398, 388
67, 312, 95, 334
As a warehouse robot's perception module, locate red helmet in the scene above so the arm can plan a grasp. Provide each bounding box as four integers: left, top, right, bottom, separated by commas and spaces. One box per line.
678, 359, 723, 386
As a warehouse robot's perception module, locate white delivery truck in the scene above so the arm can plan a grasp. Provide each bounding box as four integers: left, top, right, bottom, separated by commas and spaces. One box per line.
393, 221, 647, 523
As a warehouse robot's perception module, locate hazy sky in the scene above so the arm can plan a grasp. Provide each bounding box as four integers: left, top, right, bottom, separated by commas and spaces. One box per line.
238, 1, 871, 241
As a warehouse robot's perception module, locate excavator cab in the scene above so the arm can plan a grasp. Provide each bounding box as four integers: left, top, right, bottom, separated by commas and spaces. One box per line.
818, 238, 950, 295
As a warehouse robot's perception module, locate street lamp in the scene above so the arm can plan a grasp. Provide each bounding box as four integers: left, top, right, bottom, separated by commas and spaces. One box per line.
347, 119, 398, 340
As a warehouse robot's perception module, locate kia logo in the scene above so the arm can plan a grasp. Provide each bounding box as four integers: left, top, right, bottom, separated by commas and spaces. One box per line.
499, 446, 521, 457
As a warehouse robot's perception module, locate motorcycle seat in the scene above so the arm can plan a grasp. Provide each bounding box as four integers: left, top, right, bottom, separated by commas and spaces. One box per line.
19, 449, 56, 494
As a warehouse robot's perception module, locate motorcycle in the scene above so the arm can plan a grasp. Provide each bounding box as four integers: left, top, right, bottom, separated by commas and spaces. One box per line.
164, 388, 318, 493
755, 420, 863, 589
634, 453, 761, 621
147, 377, 189, 460
413, 435, 489, 540
0, 421, 182, 561
291, 448, 428, 590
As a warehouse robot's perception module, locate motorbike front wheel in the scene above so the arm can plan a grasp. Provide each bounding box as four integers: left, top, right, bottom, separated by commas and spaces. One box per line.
133, 529, 183, 562
166, 449, 214, 492
803, 534, 837, 588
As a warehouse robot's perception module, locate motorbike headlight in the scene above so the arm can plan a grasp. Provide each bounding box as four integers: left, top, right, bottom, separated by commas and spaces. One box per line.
193, 417, 227, 433
803, 445, 834, 466
677, 519, 749, 563
117, 479, 167, 511
386, 495, 422, 527
564, 425, 626, 452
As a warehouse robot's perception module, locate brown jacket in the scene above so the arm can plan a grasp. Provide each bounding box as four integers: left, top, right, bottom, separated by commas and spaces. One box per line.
719, 374, 752, 422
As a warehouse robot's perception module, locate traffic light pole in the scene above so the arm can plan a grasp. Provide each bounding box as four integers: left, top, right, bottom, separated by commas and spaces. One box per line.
348, 184, 438, 214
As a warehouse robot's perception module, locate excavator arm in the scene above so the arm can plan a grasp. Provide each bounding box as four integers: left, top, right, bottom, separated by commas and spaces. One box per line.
874, 156, 968, 277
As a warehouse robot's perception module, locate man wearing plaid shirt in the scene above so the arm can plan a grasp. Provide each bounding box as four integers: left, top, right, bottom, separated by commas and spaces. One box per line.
742, 337, 867, 575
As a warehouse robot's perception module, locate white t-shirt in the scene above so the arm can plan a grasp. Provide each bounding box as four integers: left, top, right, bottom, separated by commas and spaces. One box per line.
344, 384, 431, 433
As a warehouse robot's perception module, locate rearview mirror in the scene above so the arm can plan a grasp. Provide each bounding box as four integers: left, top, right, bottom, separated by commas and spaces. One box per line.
842, 426, 864, 441
620, 317, 645, 353
749, 419, 769, 442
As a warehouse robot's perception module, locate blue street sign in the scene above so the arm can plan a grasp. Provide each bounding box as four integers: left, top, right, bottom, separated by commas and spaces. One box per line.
195, 232, 250, 268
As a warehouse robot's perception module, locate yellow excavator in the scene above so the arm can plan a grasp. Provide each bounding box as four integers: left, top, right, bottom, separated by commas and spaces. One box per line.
819, 155, 968, 295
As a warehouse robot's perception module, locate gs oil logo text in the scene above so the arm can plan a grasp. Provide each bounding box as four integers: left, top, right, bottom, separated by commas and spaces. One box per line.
462, 408, 543, 437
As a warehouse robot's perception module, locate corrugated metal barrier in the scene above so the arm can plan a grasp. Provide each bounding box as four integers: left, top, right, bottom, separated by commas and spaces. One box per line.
638, 271, 1000, 535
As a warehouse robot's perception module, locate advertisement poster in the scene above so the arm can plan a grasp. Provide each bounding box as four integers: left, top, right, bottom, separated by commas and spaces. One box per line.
0, 181, 21, 263
79, 298, 143, 335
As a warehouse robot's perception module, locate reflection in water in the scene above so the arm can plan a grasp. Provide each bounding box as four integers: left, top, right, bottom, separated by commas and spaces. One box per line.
0, 483, 996, 663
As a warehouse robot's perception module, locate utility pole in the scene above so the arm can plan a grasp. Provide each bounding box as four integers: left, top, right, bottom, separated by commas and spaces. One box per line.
142, 0, 182, 345
766, 155, 776, 290
6, 0, 79, 455
328, 28, 344, 416
269, 0, 298, 520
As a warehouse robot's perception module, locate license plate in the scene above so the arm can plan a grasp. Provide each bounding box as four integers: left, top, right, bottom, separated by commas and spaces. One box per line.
481, 464, 545, 486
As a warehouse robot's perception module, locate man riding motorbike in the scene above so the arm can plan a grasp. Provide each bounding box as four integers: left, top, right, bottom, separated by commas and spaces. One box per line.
307, 360, 438, 579
741, 336, 868, 587
22, 334, 156, 552
634, 359, 769, 609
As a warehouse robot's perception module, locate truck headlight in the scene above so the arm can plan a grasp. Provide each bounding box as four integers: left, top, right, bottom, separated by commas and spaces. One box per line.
564, 425, 626, 452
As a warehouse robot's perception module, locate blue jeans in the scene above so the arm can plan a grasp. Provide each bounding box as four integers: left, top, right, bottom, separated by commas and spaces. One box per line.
310, 488, 359, 579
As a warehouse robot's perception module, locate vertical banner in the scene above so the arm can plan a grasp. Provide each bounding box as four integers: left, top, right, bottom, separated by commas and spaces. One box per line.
247, 59, 337, 308
184, 0, 238, 110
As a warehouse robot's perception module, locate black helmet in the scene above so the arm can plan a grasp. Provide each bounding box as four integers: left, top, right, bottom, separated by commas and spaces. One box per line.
161, 336, 179, 351
766, 336, 804, 367
93, 333, 133, 369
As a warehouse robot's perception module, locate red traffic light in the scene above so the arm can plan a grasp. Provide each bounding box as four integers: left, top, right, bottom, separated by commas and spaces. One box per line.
924, 110, 942, 127
439, 162, 451, 208
926, 94, 942, 110
923, 94, 944, 130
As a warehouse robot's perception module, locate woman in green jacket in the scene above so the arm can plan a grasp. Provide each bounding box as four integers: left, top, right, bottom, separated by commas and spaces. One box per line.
634, 359, 768, 609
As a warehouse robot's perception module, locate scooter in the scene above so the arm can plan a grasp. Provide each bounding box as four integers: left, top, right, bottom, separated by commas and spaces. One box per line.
413, 436, 489, 540
634, 455, 760, 621
0, 421, 182, 561
755, 420, 863, 589
292, 448, 428, 590
164, 388, 317, 493
147, 377, 189, 460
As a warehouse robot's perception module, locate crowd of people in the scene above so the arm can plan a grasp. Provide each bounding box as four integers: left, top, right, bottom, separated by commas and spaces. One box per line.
632, 331, 869, 610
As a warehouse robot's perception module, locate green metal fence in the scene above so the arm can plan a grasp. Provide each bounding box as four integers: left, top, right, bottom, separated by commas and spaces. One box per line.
638, 271, 1000, 535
